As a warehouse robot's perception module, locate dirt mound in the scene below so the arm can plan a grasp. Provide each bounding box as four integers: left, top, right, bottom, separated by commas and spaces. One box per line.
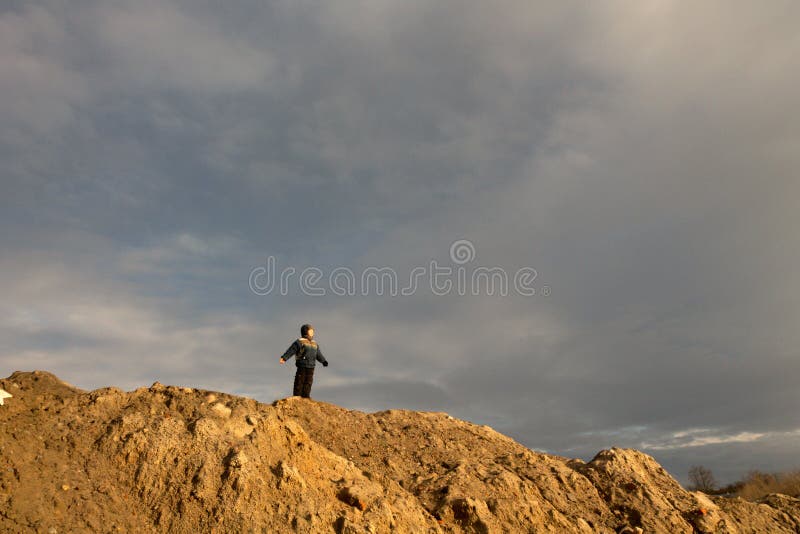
1, 370, 798, 533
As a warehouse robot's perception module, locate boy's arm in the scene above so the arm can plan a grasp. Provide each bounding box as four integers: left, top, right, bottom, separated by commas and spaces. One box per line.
280, 340, 299, 362
316, 346, 328, 366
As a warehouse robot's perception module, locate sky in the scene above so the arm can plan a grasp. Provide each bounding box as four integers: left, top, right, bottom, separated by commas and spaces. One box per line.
2, 0, 799, 486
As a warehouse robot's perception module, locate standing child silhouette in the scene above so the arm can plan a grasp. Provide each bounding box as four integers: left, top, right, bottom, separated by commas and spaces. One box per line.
279, 323, 329, 398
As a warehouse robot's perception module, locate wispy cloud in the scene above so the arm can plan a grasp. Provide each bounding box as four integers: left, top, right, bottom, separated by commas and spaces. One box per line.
641, 428, 770, 451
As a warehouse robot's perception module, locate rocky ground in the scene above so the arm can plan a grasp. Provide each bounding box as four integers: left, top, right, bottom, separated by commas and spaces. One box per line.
0, 370, 798, 533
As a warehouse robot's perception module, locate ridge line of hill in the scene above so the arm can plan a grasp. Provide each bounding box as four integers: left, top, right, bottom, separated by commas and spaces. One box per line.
1, 370, 798, 533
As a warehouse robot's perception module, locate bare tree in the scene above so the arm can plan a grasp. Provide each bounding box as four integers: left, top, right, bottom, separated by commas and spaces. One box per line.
688, 465, 717, 493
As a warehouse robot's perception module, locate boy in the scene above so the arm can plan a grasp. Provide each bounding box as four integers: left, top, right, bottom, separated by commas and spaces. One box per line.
279, 323, 328, 398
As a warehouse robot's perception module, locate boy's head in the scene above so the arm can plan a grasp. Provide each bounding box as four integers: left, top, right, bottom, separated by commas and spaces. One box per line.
301, 323, 314, 339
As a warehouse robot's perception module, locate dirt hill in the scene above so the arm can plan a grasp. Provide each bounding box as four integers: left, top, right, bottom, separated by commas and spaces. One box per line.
1, 371, 798, 533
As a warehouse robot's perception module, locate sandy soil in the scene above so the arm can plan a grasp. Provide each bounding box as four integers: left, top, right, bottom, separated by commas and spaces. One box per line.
1, 371, 798, 533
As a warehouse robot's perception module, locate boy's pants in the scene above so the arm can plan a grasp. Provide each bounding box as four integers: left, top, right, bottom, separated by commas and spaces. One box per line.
293, 366, 314, 398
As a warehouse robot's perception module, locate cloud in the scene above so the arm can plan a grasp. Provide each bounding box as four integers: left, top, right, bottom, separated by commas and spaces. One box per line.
119, 232, 246, 274
0, 231, 280, 394
91, 2, 275, 94
0, 5, 88, 133
641, 429, 769, 451
315, 378, 454, 413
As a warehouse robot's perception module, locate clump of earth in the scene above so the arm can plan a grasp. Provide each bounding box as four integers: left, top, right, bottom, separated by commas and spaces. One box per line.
1, 371, 798, 533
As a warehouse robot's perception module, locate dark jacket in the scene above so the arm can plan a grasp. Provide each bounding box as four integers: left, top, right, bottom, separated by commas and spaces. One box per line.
281, 337, 328, 368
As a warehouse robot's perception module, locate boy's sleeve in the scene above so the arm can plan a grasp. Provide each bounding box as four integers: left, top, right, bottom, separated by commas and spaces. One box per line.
316, 346, 328, 364
281, 340, 299, 362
